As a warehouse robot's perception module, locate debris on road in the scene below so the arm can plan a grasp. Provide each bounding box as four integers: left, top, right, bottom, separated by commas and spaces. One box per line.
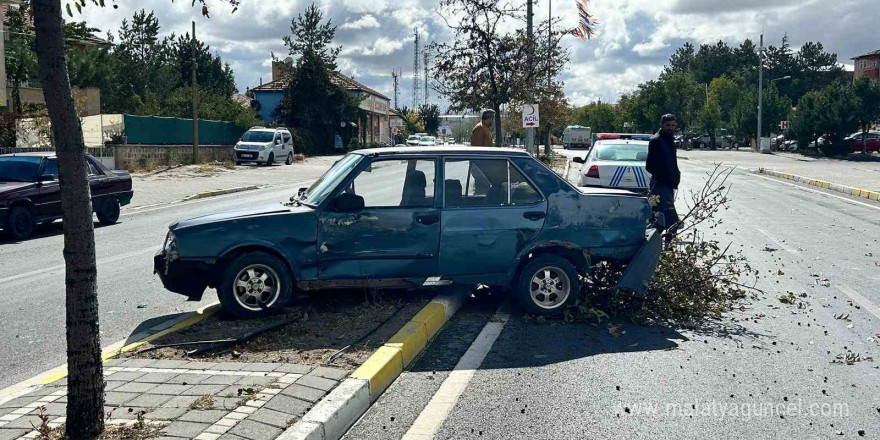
834, 313, 851, 321
831, 351, 874, 365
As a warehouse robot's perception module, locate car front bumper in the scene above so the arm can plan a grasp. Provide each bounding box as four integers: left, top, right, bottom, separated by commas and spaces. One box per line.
154, 250, 211, 299
235, 149, 268, 161
0, 207, 7, 225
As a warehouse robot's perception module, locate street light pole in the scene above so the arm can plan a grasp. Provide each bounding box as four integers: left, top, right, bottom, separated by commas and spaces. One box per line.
525, 0, 535, 155
757, 33, 764, 153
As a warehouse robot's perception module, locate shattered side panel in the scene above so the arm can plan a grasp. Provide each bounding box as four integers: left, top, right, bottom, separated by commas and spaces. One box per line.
512, 157, 651, 261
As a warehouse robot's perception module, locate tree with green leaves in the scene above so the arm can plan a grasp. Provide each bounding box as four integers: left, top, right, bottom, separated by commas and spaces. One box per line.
273, 3, 360, 154
791, 90, 824, 150
418, 104, 441, 135
171, 32, 236, 97
695, 98, 722, 146
572, 101, 618, 133
30, 1, 239, 438
815, 80, 860, 156
4, 2, 38, 114
708, 76, 740, 125
852, 77, 880, 154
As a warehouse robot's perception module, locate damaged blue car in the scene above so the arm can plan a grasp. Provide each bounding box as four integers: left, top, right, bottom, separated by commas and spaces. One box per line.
154, 147, 661, 318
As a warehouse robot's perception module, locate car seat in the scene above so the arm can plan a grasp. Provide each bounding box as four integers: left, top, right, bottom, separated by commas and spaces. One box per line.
636, 151, 648, 161
597, 149, 616, 160
444, 179, 463, 206
400, 170, 430, 207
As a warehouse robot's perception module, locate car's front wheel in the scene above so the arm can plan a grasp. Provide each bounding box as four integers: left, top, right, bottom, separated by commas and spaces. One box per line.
4, 206, 35, 240
218, 252, 292, 319
515, 255, 579, 315
96, 197, 120, 225
265, 153, 274, 166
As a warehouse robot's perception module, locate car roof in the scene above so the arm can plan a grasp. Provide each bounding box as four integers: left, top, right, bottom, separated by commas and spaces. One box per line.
595, 139, 649, 145
247, 127, 287, 132
352, 146, 531, 157
0, 152, 54, 158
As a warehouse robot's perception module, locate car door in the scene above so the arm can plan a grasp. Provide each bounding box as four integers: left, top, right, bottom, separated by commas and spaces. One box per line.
438, 157, 546, 277
272, 132, 283, 160
85, 157, 110, 202
282, 131, 293, 155
35, 158, 61, 220
317, 157, 441, 279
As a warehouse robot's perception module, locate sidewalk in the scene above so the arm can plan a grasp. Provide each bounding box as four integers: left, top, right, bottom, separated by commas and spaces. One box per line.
680, 150, 880, 192
127, 156, 342, 210
0, 359, 347, 440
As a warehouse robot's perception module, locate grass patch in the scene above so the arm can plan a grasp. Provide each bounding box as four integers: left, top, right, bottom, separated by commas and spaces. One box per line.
33, 406, 163, 440
189, 395, 215, 410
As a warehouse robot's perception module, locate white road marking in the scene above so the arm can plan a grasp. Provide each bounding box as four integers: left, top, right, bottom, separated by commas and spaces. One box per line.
0, 247, 157, 285
836, 285, 880, 321
402, 305, 511, 440
750, 174, 880, 212
753, 227, 799, 254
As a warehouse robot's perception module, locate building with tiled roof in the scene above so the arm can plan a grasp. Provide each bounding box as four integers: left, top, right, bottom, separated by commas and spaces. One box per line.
853, 50, 880, 82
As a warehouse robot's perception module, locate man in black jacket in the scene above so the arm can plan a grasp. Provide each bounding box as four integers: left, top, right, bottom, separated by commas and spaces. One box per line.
646, 114, 681, 236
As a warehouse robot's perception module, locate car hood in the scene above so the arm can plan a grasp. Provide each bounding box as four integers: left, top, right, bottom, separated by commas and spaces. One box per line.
236, 142, 271, 148
0, 181, 36, 198
171, 203, 313, 230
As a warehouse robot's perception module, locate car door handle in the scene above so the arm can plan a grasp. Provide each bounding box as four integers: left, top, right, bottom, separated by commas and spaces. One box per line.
523, 211, 546, 221
416, 214, 440, 225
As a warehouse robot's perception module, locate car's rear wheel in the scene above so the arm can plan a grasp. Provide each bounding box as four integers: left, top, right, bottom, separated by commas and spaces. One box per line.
218, 252, 292, 319
236, 161, 242, 166
515, 255, 579, 315
96, 197, 120, 225
285, 153, 293, 165
4, 206, 34, 240
699, 142, 707, 149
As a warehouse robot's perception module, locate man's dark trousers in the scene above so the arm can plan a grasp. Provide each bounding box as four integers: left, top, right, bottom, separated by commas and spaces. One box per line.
650, 179, 678, 233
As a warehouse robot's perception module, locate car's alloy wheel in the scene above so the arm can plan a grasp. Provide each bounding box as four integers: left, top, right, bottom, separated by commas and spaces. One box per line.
218, 251, 292, 319
96, 197, 120, 225
285, 153, 293, 165
515, 255, 579, 315
5, 206, 34, 240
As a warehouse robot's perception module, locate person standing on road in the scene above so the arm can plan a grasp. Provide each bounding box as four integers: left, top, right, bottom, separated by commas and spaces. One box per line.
471, 109, 495, 147
646, 114, 681, 236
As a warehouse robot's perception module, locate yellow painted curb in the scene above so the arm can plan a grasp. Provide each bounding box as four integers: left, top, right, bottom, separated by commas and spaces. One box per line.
37, 303, 221, 385
386, 321, 428, 367
869, 191, 879, 201
757, 169, 878, 203
351, 346, 403, 400
409, 302, 446, 340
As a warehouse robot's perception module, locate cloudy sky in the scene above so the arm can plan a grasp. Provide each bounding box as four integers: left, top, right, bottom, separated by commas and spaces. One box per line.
73, 0, 877, 108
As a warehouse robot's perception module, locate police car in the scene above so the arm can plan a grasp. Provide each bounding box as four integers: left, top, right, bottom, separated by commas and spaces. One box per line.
572, 133, 652, 192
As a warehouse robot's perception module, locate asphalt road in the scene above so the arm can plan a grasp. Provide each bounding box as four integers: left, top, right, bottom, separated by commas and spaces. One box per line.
346, 158, 880, 439
0, 173, 323, 389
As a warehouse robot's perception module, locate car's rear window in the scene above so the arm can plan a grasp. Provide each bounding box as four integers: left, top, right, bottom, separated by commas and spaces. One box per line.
594, 143, 649, 162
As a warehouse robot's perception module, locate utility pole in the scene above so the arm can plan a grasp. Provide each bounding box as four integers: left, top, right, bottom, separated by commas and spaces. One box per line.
757, 33, 765, 153
525, 0, 535, 155
391, 70, 399, 110
191, 21, 199, 163
413, 29, 420, 109
424, 51, 429, 107
545, 0, 552, 155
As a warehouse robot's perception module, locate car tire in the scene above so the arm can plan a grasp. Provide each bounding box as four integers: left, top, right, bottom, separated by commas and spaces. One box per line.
96, 197, 120, 225
217, 251, 292, 319
265, 153, 274, 166
285, 153, 293, 165
515, 255, 579, 316
236, 161, 242, 166
699, 142, 706, 149
4, 206, 35, 240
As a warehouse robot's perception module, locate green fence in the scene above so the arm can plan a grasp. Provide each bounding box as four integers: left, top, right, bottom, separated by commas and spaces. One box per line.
123, 114, 244, 145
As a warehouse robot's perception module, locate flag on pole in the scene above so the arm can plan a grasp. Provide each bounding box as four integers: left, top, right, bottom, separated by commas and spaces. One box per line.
572, 0, 598, 40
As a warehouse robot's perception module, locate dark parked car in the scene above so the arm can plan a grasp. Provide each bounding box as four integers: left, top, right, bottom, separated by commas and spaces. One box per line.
155, 147, 661, 317
0, 153, 133, 239
845, 131, 880, 153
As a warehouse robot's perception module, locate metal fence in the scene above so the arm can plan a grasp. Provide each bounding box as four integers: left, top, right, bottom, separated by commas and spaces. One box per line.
123, 114, 244, 145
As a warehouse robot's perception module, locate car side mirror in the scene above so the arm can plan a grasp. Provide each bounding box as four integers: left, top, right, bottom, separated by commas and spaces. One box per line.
275, 139, 282, 145
331, 193, 365, 212
572, 157, 586, 164
39, 174, 57, 182
297, 187, 307, 198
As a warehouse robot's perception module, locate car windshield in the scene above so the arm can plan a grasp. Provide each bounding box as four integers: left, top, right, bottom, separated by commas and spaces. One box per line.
300, 153, 363, 206
240, 131, 275, 143
0, 156, 42, 182
407, 136, 420, 141
421, 137, 434, 142
594, 143, 649, 162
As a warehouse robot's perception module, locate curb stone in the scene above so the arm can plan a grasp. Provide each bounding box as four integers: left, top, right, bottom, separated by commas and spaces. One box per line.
756, 169, 880, 201
0, 302, 221, 404
276, 287, 471, 440
182, 185, 262, 201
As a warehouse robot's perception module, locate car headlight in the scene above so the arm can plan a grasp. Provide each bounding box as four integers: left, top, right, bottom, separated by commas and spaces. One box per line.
260, 144, 270, 151
164, 230, 179, 261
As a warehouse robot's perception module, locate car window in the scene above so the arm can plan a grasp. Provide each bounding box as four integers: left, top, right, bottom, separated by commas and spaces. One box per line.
302, 154, 363, 206
0, 156, 42, 182
347, 159, 436, 208
595, 143, 648, 161
42, 159, 58, 177
240, 131, 274, 143
86, 159, 101, 176
509, 165, 542, 205
444, 159, 527, 208
282, 132, 291, 143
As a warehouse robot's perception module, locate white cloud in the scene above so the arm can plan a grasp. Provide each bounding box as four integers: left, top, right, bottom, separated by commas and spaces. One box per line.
341, 14, 380, 29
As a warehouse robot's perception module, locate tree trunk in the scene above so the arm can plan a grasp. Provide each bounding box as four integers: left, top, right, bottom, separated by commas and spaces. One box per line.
32, 1, 104, 439
544, 125, 551, 156
493, 104, 502, 147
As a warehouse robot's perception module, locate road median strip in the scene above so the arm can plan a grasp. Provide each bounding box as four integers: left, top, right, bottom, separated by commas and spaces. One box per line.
181, 185, 263, 201
756, 168, 880, 201
278, 287, 470, 440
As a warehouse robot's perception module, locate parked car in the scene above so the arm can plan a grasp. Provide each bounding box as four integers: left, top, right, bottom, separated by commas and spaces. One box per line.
154, 147, 662, 318
406, 135, 421, 146
844, 131, 880, 153
573, 135, 650, 193
418, 136, 437, 146
1, 153, 132, 239
234, 127, 295, 166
